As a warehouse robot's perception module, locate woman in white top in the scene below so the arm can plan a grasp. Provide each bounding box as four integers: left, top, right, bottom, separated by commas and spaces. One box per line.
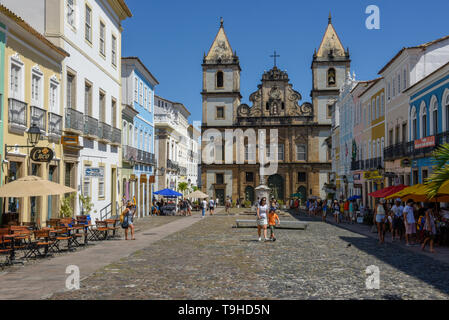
374, 199, 386, 244
256, 197, 269, 242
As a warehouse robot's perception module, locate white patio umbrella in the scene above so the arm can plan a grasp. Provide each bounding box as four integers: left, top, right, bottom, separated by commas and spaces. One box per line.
0, 176, 77, 197
185, 190, 209, 199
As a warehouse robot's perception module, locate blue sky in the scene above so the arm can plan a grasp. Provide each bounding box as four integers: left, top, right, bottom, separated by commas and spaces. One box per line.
122, 0, 449, 124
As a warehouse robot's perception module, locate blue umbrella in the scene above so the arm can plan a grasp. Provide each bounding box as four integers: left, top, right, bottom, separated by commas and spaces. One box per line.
154, 188, 183, 197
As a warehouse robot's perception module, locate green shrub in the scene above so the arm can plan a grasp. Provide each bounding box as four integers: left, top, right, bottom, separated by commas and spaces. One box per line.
60, 193, 75, 218
244, 200, 251, 208
277, 200, 284, 205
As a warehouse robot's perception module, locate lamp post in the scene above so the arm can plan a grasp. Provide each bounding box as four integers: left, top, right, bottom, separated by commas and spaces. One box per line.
4, 124, 42, 155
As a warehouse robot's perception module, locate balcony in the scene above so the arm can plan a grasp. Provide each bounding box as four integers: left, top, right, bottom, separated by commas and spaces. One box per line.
98, 122, 112, 142
384, 143, 408, 161
167, 159, 179, 172
179, 166, 187, 176
363, 157, 383, 170
8, 98, 27, 134
136, 150, 157, 166
111, 127, 121, 145
65, 108, 84, 133
30, 106, 47, 133
123, 145, 137, 164
48, 112, 62, 140
83, 115, 98, 138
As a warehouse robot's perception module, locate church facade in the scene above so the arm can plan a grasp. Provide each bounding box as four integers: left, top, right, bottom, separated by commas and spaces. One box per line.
200, 16, 350, 205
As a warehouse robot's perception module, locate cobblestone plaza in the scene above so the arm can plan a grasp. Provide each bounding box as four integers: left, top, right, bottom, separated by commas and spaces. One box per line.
46, 210, 449, 300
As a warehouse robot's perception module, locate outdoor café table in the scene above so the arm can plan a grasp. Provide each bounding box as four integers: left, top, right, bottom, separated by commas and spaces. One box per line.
105, 219, 120, 238
3, 234, 24, 265
73, 223, 89, 246
53, 227, 76, 251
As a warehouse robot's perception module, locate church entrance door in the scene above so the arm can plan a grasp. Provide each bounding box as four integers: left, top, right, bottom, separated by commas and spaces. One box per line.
215, 189, 225, 207
245, 186, 255, 204
268, 174, 284, 201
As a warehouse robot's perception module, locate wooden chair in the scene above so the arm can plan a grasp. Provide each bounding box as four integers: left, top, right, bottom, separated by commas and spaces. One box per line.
0, 229, 12, 267
26, 230, 53, 259
92, 220, 109, 241
49, 227, 74, 252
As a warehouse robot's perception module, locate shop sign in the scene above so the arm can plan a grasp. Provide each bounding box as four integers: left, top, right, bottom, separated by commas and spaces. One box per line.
401, 159, 410, 167
61, 135, 79, 146
353, 184, 363, 188
415, 136, 435, 149
130, 174, 137, 181
353, 174, 361, 181
149, 176, 155, 183
30, 147, 54, 163
363, 171, 383, 180
140, 174, 147, 183
85, 167, 104, 178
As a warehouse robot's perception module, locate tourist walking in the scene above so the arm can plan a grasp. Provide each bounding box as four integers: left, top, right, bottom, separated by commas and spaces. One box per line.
344, 199, 350, 223
333, 200, 340, 224
215, 197, 219, 209
422, 204, 437, 253
374, 199, 386, 244
392, 199, 404, 241
349, 200, 355, 224
403, 199, 416, 246
256, 197, 269, 242
209, 198, 215, 215
121, 201, 136, 240
268, 204, 280, 241
201, 198, 208, 218
225, 197, 231, 215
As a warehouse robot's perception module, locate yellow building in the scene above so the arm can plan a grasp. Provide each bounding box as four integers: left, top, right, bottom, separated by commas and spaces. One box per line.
1, 5, 68, 226
359, 77, 385, 208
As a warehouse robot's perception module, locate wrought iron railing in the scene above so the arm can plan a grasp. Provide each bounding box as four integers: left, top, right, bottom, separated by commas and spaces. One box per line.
112, 127, 121, 144
65, 108, 84, 132
123, 145, 137, 163
99, 122, 112, 141
167, 159, 179, 171
84, 115, 98, 137
30, 106, 47, 132
8, 98, 27, 127
48, 112, 62, 136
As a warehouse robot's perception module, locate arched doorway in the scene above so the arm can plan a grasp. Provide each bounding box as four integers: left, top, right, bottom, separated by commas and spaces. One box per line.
297, 186, 307, 204
245, 186, 255, 203
268, 174, 284, 201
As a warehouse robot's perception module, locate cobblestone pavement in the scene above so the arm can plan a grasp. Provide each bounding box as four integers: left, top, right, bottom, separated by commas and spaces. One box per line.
50, 212, 449, 300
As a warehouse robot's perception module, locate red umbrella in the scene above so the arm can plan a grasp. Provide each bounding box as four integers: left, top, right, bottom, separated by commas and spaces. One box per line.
369, 185, 407, 198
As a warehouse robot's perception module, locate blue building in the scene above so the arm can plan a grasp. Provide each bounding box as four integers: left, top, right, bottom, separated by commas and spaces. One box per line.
406, 60, 449, 184
121, 57, 159, 218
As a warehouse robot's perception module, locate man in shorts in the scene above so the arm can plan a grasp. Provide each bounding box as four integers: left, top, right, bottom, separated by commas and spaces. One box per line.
403, 199, 416, 246
391, 198, 404, 241
209, 198, 215, 215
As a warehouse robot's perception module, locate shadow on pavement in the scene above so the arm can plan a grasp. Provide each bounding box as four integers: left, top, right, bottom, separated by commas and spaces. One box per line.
340, 235, 449, 296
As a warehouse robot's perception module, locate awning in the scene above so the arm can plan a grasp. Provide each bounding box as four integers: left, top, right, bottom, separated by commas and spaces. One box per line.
368, 185, 407, 198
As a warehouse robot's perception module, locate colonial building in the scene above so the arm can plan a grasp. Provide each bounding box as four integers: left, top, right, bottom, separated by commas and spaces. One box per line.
3, 0, 132, 220
154, 95, 191, 192
187, 124, 201, 189
0, 16, 5, 215
381, 35, 449, 187
0, 4, 68, 225
405, 61, 449, 184
121, 57, 158, 218
200, 16, 347, 204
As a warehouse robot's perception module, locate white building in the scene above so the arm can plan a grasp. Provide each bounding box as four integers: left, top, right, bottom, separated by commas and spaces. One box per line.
187, 124, 201, 189
154, 95, 191, 193
2, 0, 132, 218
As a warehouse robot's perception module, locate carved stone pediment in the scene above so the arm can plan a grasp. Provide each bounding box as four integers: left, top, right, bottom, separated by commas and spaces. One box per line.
237, 67, 313, 120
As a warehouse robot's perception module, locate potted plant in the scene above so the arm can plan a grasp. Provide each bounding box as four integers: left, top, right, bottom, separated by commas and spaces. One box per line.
244, 200, 251, 208
79, 194, 95, 223
60, 193, 75, 218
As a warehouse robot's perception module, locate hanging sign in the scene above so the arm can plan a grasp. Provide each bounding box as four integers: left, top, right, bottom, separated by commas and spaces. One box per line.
85, 167, 104, 178
30, 147, 54, 163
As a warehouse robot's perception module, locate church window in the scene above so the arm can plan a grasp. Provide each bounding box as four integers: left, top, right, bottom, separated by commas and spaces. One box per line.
281, 102, 285, 110
216, 71, 224, 88
327, 105, 332, 119
266, 102, 269, 111
216, 173, 224, 185
296, 144, 307, 161
327, 68, 336, 86
216, 106, 224, 119
298, 172, 307, 182
278, 144, 284, 161
245, 172, 254, 182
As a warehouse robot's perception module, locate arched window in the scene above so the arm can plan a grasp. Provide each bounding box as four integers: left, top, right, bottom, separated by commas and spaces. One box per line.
430, 97, 438, 135
123, 121, 127, 145
445, 91, 449, 132
420, 102, 427, 138
411, 107, 417, 141
216, 71, 224, 88
381, 138, 385, 161
327, 68, 336, 86
376, 96, 380, 119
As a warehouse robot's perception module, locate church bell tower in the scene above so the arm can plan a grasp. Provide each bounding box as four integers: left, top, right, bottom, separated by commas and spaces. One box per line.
201, 18, 241, 127
311, 13, 351, 124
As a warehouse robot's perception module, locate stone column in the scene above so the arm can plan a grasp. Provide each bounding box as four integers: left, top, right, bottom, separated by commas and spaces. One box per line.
137, 178, 141, 218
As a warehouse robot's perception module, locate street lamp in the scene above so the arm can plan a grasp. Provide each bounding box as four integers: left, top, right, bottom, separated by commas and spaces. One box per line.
4, 123, 42, 155
27, 124, 42, 146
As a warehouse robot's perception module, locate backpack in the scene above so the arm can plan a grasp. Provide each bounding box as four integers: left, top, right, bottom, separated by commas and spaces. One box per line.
121, 215, 129, 229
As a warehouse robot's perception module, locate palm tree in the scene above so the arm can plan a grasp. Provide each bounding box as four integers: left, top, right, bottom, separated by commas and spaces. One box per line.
178, 182, 189, 195
425, 144, 449, 198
